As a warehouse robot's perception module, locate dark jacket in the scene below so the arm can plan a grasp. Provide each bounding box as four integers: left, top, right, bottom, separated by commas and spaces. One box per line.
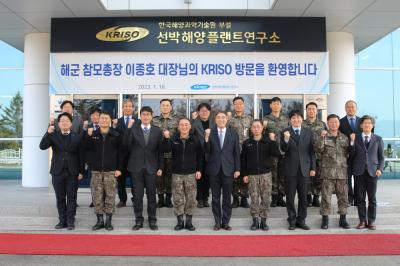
280, 127, 316, 178
123, 125, 164, 174
241, 136, 281, 176
84, 128, 123, 172
339, 116, 361, 138
204, 127, 240, 177
163, 134, 204, 175
349, 133, 385, 177
39, 131, 85, 176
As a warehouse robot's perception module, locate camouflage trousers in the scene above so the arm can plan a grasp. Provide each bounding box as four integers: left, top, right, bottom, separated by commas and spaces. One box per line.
248, 173, 272, 218
172, 173, 197, 216
233, 174, 249, 198
271, 157, 285, 195
308, 160, 322, 196
320, 179, 349, 216
91, 171, 116, 215
156, 158, 172, 194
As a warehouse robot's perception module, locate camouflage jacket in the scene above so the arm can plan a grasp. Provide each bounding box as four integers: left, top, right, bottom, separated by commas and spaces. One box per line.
314, 131, 349, 180
152, 114, 179, 158
228, 113, 253, 147
303, 118, 327, 160
262, 113, 289, 135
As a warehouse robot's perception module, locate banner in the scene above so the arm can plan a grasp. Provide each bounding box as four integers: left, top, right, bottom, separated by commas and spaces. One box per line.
49, 51, 329, 95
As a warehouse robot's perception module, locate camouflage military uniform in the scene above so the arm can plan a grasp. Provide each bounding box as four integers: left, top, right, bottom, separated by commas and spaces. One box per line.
91, 171, 116, 214
248, 173, 272, 218
314, 132, 349, 216
228, 113, 253, 199
262, 113, 289, 196
152, 114, 179, 195
171, 173, 197, 216
303, 119, 327, 197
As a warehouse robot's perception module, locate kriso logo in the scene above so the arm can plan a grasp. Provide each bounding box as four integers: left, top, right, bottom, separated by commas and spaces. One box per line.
96, 26, 149, 42
190, 84, 210, 90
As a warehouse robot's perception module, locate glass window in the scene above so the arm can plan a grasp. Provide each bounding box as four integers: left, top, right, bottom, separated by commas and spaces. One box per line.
357, 34, 393, 68
141, 95, 187, 118
355, 70, 394, 138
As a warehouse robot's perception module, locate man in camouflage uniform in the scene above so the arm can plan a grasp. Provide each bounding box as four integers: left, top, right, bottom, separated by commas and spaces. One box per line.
314, 114, 350, 230
303, 102, 327, 207
85, 112, 123, 231
228, 96, 253, 208
242, 120, 281, 231
152, 99, 179, 208
162, 118, 203, 231
262, 97, 289, 207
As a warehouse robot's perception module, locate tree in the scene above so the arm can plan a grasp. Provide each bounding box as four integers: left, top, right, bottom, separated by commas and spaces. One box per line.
0, 92, 23, 138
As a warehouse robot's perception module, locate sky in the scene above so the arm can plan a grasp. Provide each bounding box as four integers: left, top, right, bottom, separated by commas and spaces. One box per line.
0, 41, 23, 112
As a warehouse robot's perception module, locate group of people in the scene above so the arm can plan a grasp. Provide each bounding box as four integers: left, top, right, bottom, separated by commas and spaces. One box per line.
39, 97, 385, 232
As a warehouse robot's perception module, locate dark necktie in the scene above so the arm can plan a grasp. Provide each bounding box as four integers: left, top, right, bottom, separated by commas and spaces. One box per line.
294, 129, 300, 144
125, 117, 130, 126
364, 135, 369, 149
350, 118, 355, 131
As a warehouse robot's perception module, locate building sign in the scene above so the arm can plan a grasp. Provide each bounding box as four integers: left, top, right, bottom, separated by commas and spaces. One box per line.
51, 17, 326, 52
50, 17, 328, 95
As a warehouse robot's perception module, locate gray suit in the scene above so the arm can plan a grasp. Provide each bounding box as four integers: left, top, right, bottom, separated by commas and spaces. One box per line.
280, 127, 316, 224
349, 133, 384, 224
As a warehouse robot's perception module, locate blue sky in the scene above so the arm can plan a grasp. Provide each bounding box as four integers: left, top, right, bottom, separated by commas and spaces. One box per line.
0, 41, 23, 112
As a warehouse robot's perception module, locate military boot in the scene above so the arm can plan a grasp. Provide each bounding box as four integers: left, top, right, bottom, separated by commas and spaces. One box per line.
231, 196, 240, 208
174, 215, 184, 231
270, 194, 278, 207
321, 215, 329, 229
165, 193, 173, 208
260, 218, 269, 231
251, 217, 259, 230
240, 197, 250, 208
105, 214, 113, 231
92, 214, 104, 230
339, 215, 351, 229
277, 193, 286, 207
185, 215, 195, 231
157, 194, 164, 208
312, 195, 320, 207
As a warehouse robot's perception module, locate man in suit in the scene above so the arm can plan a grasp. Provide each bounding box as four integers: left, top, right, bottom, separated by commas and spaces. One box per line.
349, 115, 384, 230
339, 100, 361, 206
204, 111, 241, 231
281, 110, 316, 230
53, 100, 83, 134
39, 112, 85, 230
123, 106, 163, 231
192, 103, 215, 208
113, 99, 140, 208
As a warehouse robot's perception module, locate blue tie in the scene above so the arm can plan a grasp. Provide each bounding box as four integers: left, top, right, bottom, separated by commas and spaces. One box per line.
350, 118, 355, 131
125, 117, 130, 126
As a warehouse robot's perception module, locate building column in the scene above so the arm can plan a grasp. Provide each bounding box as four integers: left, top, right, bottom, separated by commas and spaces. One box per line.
327, 32, 356, 117
22, 33, 50, 187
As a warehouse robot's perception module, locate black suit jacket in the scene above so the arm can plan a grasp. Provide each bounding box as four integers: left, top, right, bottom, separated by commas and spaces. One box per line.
280, 127, 316, 178
349, 133, 385, 177
205, 128, 240, 177
39, 131, 85, 176
123, 125, 164, 174
339, 116, 361, 138
115, 116, 141, 135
